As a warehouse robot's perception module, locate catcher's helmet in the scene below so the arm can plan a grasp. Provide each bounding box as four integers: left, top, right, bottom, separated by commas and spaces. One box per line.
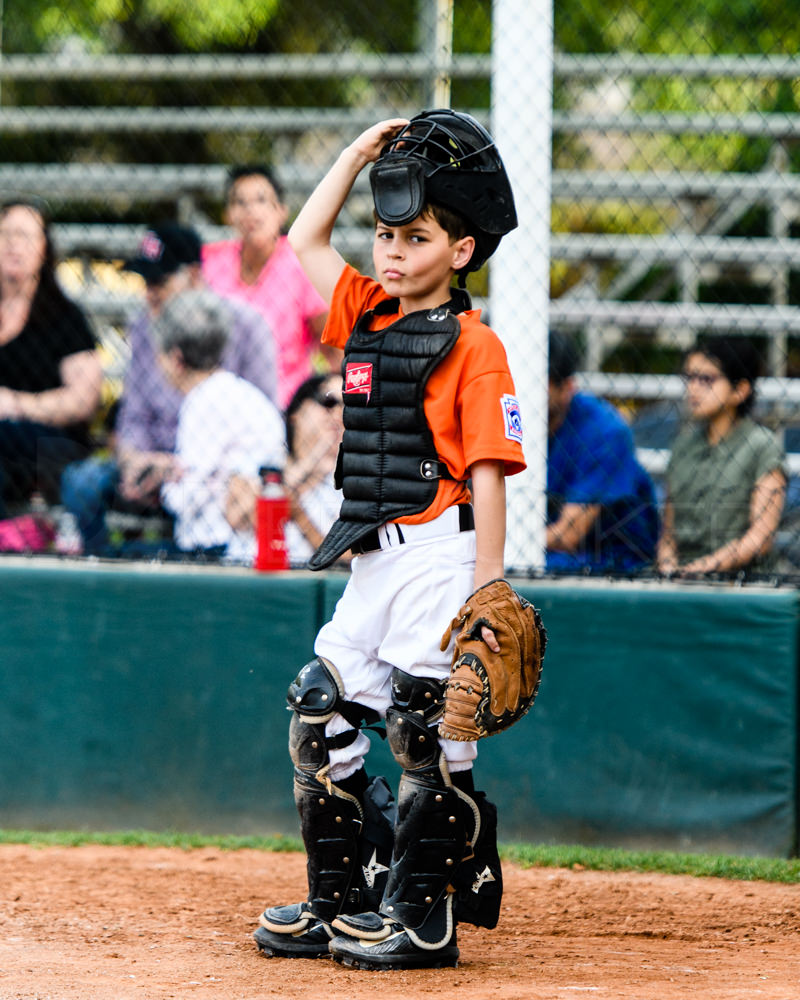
370, 109, 518, 275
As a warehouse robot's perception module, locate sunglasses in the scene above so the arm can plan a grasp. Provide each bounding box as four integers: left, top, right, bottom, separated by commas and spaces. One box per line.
316, 392, 343, 408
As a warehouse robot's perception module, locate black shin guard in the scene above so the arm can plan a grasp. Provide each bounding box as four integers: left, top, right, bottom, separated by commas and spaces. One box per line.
375, 670, 464, 944
381, 772, 468, 944
287, 657, 396, 924
451, 788, 503, 929
379, 668, 503, 938
295, 773, 364, 924
292, 758, 395, 924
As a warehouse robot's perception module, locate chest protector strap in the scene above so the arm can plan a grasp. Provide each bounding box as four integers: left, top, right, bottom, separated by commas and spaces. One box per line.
308, 292, 469, 570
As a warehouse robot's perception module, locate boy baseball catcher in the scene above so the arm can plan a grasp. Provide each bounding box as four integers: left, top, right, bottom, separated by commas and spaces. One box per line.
254, 109, 545, 970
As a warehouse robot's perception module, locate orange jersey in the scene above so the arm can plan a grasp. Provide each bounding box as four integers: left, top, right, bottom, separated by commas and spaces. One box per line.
323, 265, 526, 524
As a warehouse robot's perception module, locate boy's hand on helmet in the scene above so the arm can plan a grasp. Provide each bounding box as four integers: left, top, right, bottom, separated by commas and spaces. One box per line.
351, 119, 409, 164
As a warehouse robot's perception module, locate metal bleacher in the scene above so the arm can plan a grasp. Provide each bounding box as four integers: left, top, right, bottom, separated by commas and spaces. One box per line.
4, 50, 800, 411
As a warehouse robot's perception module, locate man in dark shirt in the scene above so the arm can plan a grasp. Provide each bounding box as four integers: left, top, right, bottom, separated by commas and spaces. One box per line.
547, 330, 659, 574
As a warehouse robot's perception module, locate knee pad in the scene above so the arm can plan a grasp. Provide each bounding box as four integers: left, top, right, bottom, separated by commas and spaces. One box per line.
287, 655, 343, 780
288, 655, 346, 724
385, 668, 446, 773
287, 656, 380, 780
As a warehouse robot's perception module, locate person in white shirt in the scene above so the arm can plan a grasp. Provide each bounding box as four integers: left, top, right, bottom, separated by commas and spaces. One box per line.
152, 288, 285, 562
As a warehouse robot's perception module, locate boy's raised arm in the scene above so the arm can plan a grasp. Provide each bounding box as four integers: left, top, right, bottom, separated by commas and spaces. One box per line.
288, 118, 409, 306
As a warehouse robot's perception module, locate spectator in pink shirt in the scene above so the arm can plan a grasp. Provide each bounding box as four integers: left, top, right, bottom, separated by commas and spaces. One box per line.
202, 165, 336, 409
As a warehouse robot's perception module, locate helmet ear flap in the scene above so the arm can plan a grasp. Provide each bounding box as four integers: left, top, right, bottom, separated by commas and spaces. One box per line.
370, 158, 427, 227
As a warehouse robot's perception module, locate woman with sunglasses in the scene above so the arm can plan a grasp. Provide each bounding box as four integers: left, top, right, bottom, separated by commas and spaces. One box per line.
282, 372, 346, 565
657, 335, 786, 577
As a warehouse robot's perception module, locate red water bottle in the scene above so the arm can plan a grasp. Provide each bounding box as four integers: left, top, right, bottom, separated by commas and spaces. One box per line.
254, 466, 290, 571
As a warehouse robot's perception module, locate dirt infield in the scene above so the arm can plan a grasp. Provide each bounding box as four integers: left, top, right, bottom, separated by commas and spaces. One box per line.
1, 844, 798, 1000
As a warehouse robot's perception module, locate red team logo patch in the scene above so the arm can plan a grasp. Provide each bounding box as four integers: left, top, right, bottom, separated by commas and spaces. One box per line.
501, 394, 523, 443
345, 362, 373, 397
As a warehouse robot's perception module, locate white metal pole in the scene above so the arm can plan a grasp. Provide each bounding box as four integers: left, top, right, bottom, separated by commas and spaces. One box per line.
491, 0, 553, 572
420, 0, 454, 108
432, 0, 454, 107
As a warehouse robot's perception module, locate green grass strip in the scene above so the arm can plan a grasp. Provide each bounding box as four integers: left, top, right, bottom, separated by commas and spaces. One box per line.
502, 842, 800, 883
0, 828, 301, 852
2, 828, 799, 883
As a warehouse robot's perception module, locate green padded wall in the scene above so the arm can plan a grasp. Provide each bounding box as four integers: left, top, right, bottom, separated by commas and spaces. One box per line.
0, 563, 318, 834
0, 563, 797, 856
486, 581, 799, 857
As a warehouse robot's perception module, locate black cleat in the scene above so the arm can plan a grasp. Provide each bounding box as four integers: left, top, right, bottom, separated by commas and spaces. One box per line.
328, 915, 458, 970
253, 902, 334, 959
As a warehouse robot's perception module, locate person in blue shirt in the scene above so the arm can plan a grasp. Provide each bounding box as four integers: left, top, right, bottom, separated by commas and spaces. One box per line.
546, 330, 659, 573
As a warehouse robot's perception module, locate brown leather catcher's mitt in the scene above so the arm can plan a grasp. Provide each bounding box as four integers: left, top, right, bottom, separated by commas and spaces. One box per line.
438, 578, 546, 741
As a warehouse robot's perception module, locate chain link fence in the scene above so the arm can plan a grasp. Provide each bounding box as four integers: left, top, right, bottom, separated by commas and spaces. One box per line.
1, 0, 799, 581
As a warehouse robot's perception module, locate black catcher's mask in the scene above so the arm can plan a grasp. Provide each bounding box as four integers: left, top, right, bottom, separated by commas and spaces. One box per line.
369, 109, 518, 276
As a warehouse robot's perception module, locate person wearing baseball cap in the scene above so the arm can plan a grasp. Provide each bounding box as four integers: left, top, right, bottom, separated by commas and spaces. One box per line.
122, 222, 203, 315
61, 221, 279, 556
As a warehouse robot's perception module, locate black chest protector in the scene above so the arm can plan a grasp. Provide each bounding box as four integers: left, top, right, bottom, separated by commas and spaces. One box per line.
308, 291, 469, 571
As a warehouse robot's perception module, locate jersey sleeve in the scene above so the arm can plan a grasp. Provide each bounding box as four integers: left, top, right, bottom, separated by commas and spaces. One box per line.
459, 372, 526, 476
448, 322, 526, 477
321, 265, 390, 350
